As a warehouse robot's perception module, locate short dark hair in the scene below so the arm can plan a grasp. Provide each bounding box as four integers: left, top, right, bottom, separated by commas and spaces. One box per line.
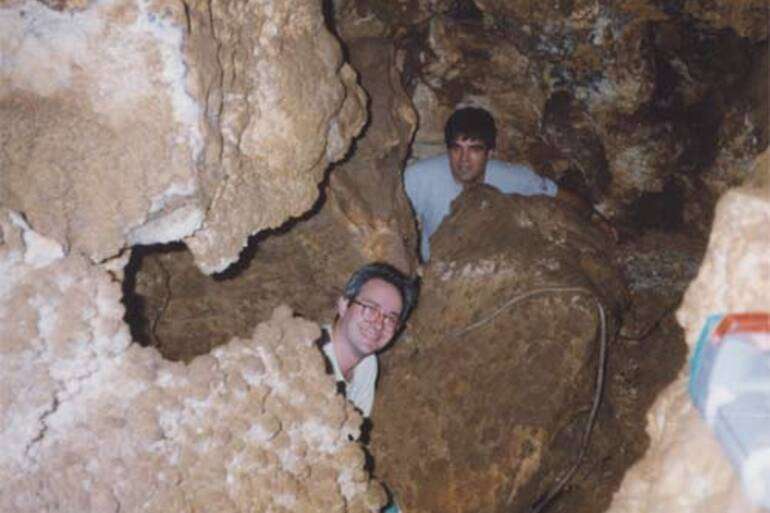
444, 107, 497, 150
342, 262, 419, 325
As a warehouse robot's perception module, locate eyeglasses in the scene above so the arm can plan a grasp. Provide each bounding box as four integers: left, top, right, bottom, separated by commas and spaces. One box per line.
350, 299, 401, 330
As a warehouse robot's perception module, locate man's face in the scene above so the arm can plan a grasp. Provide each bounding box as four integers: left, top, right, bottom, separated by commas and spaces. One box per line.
337, 278, 403, 360
448, 136, 491, 186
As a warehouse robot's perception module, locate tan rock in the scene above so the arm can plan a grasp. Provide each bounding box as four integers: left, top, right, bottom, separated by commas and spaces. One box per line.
0, 210, 385, 513
183, 0, 367, 273
0, 0, 367, 274
606, 150, 770, 513
129, 36, 418, 362
1, 0, 204, 262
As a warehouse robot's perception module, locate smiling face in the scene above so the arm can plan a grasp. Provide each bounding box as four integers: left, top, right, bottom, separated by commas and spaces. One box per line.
336, 278, 403, 361
448, 135, 492, 186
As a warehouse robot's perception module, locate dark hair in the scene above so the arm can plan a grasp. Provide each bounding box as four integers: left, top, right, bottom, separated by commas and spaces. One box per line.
444, 107, 497, 150
342, 262, 419, 325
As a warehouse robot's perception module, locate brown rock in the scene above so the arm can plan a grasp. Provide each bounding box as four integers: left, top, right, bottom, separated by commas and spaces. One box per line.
683, 0, 768, 41
371, 186, 627, 512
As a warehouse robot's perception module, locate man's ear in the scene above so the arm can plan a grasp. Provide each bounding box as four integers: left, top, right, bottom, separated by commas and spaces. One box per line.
337, 296, 350, 318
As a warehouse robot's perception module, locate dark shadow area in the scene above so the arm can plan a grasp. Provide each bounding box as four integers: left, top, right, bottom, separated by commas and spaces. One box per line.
629, 178, 685, 230
122, 241, 187, 348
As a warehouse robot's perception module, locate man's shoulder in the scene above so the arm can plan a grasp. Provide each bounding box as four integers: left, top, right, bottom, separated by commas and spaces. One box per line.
405, 154, 450, 177
485, 158, 536, 175
484, 159, 557, 196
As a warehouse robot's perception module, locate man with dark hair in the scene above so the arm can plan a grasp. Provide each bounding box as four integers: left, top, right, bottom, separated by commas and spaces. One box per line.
405, 106, 591, 261
318, 262, 418, 417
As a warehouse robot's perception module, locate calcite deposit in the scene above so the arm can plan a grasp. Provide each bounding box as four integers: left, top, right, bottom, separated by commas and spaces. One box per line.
606, 150, 770, 513
0, 0, 366, 273
0, 211, 385, 513
371, 186, 627, 513
182, 0, 367, 273
129, 37, 419, 361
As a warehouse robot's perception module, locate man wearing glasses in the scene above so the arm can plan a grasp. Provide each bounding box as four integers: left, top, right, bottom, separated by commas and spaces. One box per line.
318, 262, 418, 417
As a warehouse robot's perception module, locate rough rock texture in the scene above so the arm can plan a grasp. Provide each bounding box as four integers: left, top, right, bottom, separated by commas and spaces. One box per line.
325, 37, 419, 273
683, 0, 768, 41
127, 36, 419, 361
370, 186, 627, 513
182, 0, 367, 272
606, 149, 770, 513
0, 0, 204, 261
0, 210, 386, 513
0, 0, 366, 273
333, 0, 768, 236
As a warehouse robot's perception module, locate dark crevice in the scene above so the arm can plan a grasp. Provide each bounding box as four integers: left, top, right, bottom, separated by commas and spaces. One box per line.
122, 242, 186, 348
629, 178, 685, 231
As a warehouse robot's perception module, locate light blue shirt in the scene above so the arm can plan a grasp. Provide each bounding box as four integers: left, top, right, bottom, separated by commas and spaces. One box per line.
404, 154, 557, 260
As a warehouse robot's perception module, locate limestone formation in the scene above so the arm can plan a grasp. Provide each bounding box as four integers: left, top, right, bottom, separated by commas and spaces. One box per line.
129, 37, 419, 361
0, 210, 386, 513
182, 0, 367, 273
370, 186, 627, 513
606, 150, 770, 513
0, 0, 366, 274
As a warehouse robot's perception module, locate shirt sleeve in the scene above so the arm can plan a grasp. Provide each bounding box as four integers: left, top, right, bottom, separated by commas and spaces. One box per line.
488, 161, 558, 198
404, 165, 422, 216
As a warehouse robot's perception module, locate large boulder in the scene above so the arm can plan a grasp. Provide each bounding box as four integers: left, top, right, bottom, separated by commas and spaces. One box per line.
371, 186, 627, 512
0, 0, 366, 273
0, 209, 385, 513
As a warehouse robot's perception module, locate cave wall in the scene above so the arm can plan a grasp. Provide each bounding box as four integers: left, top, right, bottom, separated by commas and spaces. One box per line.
0, 0, 366, 273
606, 149, 770, 513
334, 0, 767, 236
1, 0, 768, 511
0, 0, 386, 511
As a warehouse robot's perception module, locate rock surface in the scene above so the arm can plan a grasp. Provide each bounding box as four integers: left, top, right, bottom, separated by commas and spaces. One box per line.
128, 36, 419, 361
606, 149, 770, 513
0, 0, 366, 273
370, 186, 627, 512
333, 0, 767, 236
182, 0, 367, 273
0, 210, 385, 513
